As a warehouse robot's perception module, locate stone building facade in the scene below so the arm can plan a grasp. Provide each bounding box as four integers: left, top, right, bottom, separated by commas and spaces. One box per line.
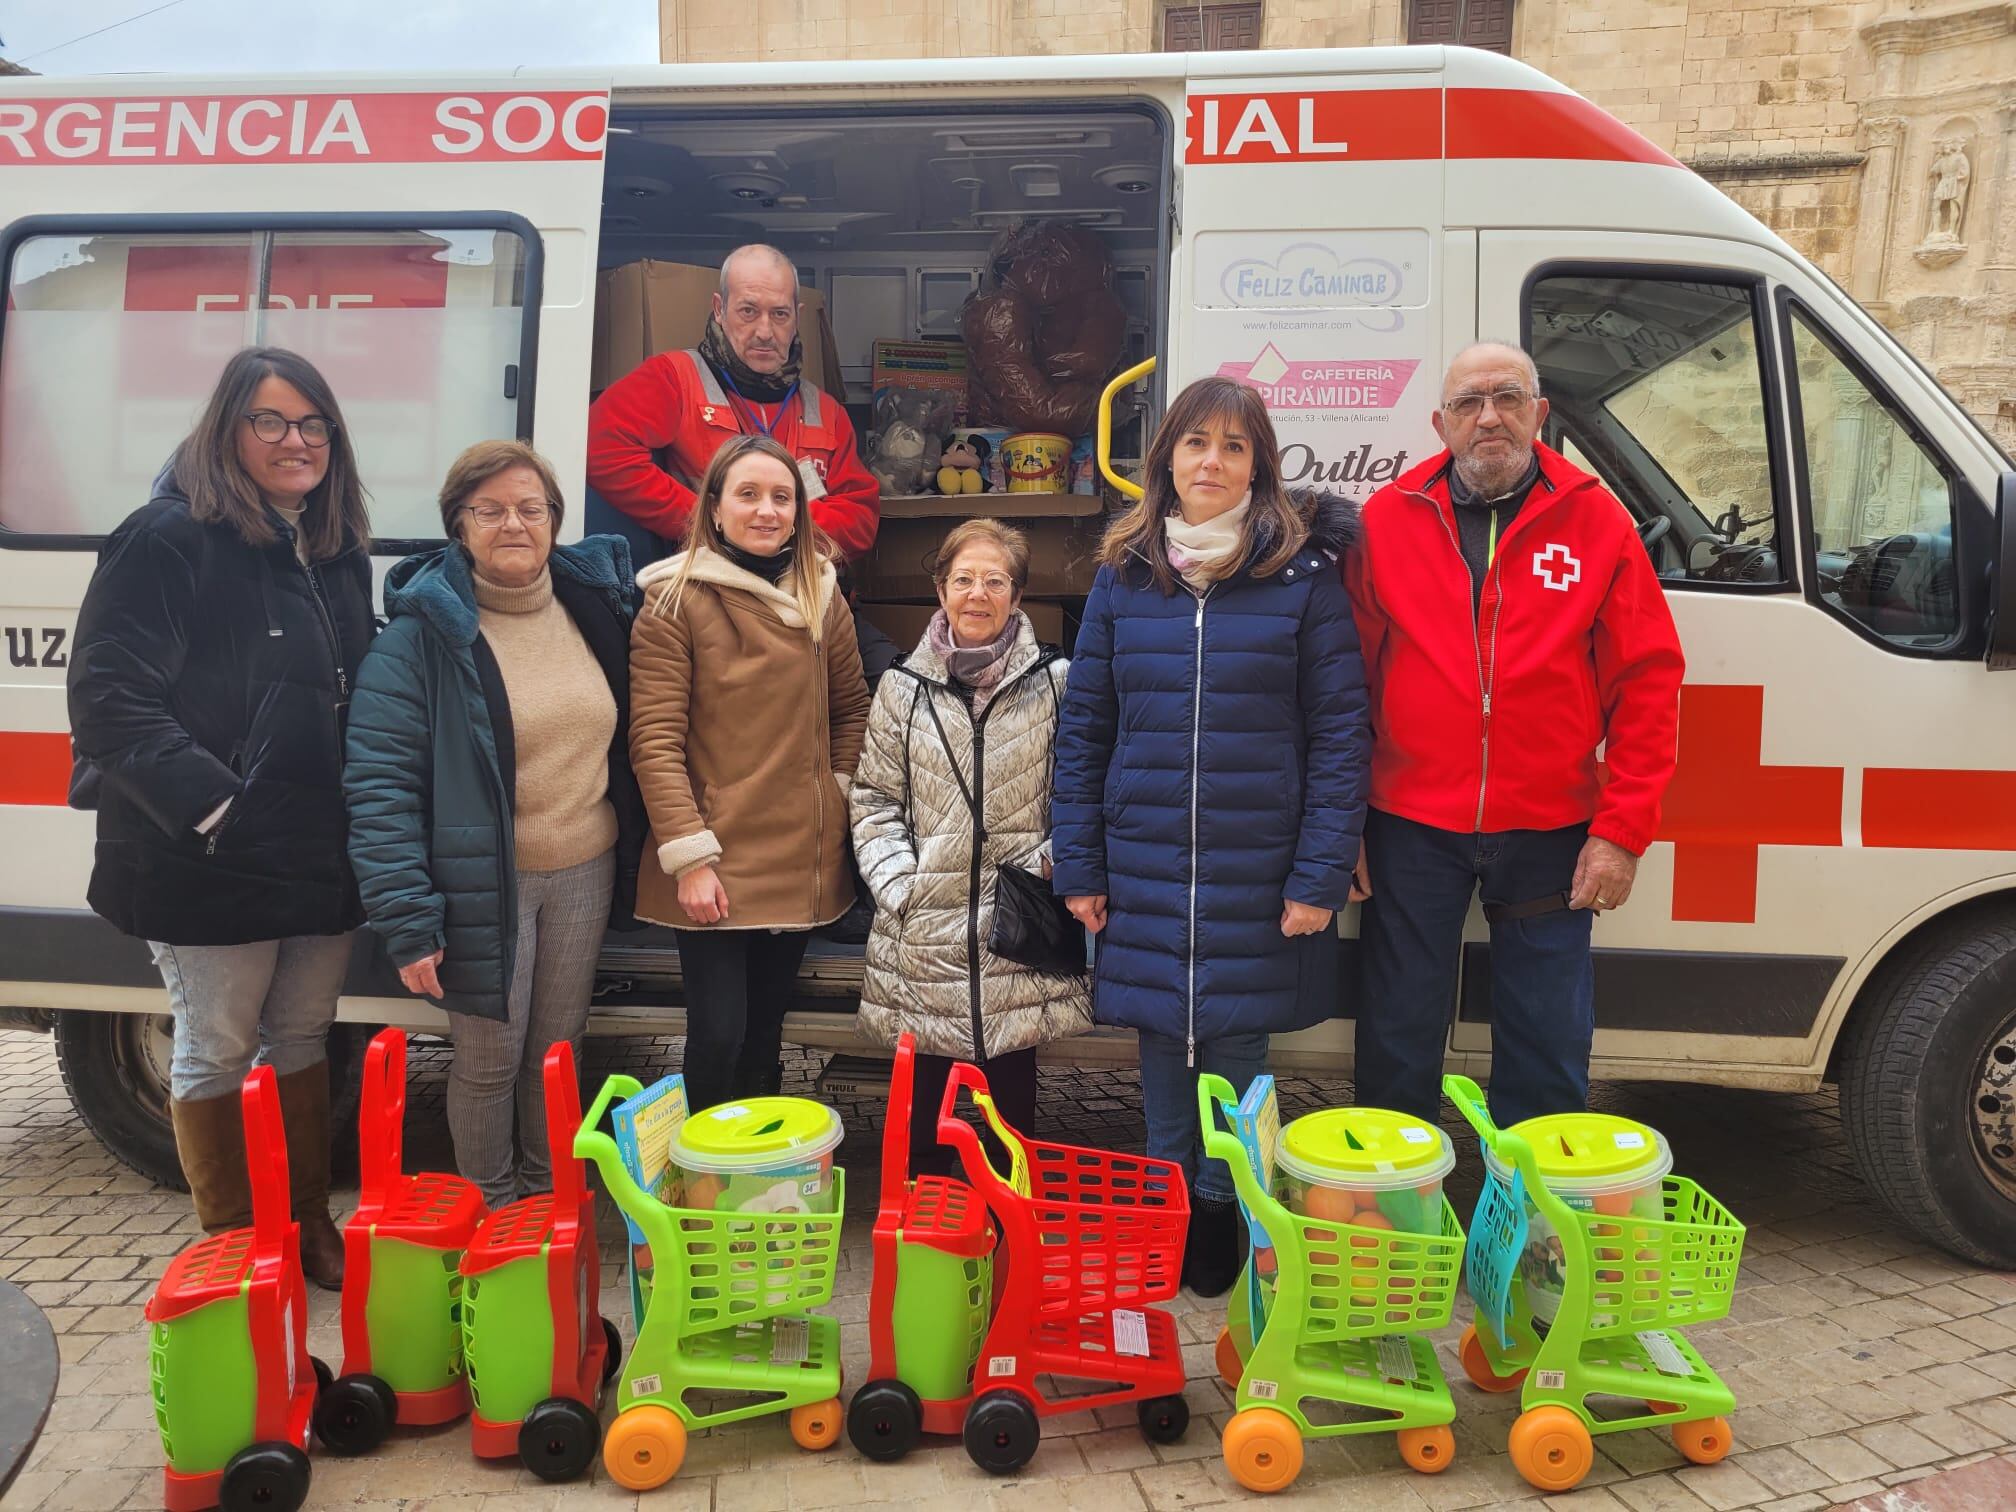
658, 0, 2016, 447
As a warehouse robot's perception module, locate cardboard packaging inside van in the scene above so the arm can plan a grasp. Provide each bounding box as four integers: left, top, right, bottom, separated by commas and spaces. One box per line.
593, 259, 845, 400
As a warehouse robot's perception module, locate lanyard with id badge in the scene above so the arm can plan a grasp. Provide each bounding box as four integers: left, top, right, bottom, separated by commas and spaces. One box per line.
723, 376, 827, 502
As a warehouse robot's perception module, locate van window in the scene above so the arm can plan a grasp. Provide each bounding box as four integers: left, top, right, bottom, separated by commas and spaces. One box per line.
1529, 273, 1785, 587
0, 227, 529, 545
1787, 308, 1959, 648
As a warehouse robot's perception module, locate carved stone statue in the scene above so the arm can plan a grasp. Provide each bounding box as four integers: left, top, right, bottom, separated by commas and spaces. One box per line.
1927, 138, 1971, 244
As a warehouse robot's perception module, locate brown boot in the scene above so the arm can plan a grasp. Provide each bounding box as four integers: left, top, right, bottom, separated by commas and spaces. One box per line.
170, 1091, 252, 1234
275, 1062, 346, 1291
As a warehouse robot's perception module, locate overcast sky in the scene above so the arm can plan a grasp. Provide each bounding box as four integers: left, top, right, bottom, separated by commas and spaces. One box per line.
0, 1, 660, 76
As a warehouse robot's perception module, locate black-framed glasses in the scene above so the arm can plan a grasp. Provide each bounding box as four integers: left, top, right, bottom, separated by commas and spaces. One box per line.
1443, 387, 1535, 421
244, 410, 334, 447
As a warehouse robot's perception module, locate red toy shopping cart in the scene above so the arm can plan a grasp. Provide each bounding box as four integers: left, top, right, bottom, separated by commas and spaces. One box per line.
931, 1058, 1192, 1474
145, 1066, 324, 1512
459, 1039, 621, 1482
314, 1028, 488, 1454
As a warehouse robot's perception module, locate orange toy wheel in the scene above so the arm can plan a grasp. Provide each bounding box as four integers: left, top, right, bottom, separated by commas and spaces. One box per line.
603, 1405, 687, 1491
1216, 1328, 1244, 1391
1673, 1416, 1732, 1465
790, 1397, 845, 1451
1507, 1405, 1594, 1493
1458, 1325, 1528, 1394
1222, 1407, 1305, 1494
1397, 1424, 1456, 1474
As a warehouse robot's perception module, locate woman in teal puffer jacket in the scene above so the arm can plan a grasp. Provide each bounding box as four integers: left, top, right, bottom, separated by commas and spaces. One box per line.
343, 440, 645, 1207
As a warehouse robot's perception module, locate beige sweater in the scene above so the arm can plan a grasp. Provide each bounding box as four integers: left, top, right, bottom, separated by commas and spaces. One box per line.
474, 568, 619, 873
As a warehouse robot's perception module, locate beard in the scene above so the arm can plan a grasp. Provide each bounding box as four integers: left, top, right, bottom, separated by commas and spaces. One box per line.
1452, 443, 1532, 500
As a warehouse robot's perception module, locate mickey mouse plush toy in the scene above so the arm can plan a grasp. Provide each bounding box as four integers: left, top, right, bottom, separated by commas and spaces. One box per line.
936, 433, 991, 495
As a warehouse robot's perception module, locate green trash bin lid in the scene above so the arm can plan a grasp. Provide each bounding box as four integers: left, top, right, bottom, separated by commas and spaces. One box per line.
1277, 1107, 1455, 1190
671, 1096, 844, 1174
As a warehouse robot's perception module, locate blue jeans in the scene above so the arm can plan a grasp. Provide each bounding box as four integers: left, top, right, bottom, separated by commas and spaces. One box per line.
150, 933, 354, 1101
1138, 1029, 1270, 1204
1354, 808, 1594, 1130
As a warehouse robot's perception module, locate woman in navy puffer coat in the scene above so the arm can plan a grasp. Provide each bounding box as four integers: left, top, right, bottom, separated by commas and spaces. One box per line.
1052, 377, 1370, 1295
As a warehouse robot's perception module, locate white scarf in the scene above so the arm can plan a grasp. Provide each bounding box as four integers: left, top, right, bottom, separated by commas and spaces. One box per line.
1164, 492, 1253, 592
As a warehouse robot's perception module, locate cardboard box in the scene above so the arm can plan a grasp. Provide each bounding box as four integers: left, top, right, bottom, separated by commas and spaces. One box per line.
861, 598, 1067, 649
870, 339, 968, 410
592, 259, 844, 399
854, 515, 1105, 601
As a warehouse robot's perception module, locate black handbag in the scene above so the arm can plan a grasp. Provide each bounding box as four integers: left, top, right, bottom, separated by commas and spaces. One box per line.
989, 859, 1088, 976
919, 662, 1088, 977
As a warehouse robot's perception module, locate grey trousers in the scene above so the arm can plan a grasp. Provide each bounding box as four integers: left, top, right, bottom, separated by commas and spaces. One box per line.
150, 933, 354, 1101
446, 849, 614, 1208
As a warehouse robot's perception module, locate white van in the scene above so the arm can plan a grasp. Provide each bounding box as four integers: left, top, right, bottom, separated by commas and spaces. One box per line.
3, 47, 2014, 1268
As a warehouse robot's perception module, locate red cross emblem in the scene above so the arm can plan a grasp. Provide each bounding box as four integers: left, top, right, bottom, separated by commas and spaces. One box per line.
1533, 542, 1581, 592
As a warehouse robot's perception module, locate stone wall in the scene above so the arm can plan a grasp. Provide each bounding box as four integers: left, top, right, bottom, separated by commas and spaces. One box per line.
656, 0, 2016, 445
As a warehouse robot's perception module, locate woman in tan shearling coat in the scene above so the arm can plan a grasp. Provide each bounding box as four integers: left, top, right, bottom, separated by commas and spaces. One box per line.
629, 435, 869, 1114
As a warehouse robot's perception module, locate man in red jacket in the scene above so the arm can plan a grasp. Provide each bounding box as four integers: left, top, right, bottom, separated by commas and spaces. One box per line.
1344, 342, 1684, 1128
586, 244, 880, 560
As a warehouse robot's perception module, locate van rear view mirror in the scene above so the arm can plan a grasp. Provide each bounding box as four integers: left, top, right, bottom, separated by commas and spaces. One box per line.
1986, 471, 2016, 670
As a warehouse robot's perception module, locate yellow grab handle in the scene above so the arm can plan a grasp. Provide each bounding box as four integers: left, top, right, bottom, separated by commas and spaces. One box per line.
1097, 356, 1158, 500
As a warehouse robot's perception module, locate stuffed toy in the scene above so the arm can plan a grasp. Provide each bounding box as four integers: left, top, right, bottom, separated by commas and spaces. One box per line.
936, 433, 990, 495
867, 387, 952, 497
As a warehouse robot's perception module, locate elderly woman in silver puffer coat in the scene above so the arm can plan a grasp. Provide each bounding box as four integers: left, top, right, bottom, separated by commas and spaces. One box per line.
850, 518, 1093, 1172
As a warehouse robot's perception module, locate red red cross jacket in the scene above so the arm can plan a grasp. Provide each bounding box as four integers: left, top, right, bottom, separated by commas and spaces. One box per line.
1343, 442, 1684, 857
586, 349, 881, 559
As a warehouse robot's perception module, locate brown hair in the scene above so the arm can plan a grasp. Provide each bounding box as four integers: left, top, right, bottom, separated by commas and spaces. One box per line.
170, 346, 370, 562
1097, 377, 1308, 594
933, 517, 1030, 593
438, 440, 566, 541
648, 434, 836, 641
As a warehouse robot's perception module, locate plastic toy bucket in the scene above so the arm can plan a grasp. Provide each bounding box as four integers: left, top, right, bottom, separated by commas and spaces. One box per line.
1001, 432, 1070, 492
671, 1097, 845, 1215
1276, 1106, 1455, 1236
1482, 1112, 1672, 1328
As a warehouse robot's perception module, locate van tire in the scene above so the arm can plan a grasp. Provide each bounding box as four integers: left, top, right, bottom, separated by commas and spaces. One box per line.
1838, 910, 2016, 1268
54, 1011, 367, 1191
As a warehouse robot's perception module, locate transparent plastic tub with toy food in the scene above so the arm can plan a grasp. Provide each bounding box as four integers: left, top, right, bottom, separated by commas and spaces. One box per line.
669, 1098, 844, 1215
1276, 1106, 1456, 1236
1481, 1113, 1672, 1329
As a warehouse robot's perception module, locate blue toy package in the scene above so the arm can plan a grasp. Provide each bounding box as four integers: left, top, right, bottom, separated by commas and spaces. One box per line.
1230, 1075, 1281, 1329
609, 1073, 689, 1328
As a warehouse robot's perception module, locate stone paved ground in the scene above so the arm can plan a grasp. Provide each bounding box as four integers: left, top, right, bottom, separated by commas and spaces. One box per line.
4, 1024, 2016, 1511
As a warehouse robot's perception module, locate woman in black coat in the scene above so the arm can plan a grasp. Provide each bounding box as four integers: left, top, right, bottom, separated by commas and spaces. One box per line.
68, 346, 374, 1288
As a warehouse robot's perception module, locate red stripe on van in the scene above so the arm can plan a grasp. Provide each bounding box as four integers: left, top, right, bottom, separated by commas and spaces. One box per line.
0, 731, 72, 805
1446, 88, 1681, 168
1864, 769, 2016, 850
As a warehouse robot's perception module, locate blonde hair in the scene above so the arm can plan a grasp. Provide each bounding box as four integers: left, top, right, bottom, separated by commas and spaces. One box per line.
649, 435, 835, 641
933, 517, 1030, 592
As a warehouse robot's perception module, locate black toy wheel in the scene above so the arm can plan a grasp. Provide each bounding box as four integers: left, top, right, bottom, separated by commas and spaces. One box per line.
846, 1378, 923, 1462
600, 1315, 624, 1386
1137, 1393, 1190, 1444
313, 1372, 395, 1456
219, 1440, 311, 1512
963, 1388, 1040, 1476
519, 1396, 603, 1483
310, 1356, 333, 1393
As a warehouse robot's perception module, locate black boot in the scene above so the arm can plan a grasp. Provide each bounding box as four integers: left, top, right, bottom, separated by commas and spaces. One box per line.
1182, 1193, 1246, 1298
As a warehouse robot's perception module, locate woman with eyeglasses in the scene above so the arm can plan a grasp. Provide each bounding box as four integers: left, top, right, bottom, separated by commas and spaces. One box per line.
629, 434, 869, 1115
69, 347, 374, 1287
342, 440, 645, 1207
848, 519, 1092, 1172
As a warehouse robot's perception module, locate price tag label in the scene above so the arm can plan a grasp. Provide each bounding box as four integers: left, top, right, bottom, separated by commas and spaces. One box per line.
1613, 1131, 1647, 1149
1637, 1330, 1691, 1377
771, 1317, 809, 1365
1248, 1378, 1280, 1401
1536, 1369, 1568, 1391
988, 1356, 1018, 1377
631, 1372, 664, 1396
1375, 1336, 1419, 1383
1399, 1126, 1432, 1144
1113, 1309, 1149, 1358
